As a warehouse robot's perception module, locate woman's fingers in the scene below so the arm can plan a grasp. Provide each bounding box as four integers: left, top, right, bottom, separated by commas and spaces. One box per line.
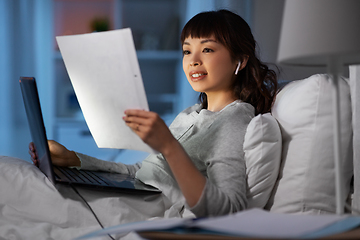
123, 109, 158, 132
124, 109, 152, 117
125, 122, 142, 132
123, 115, 148, 125
28, 142, 39, 167
124, 110, 153, 123
29, 149, 39, 166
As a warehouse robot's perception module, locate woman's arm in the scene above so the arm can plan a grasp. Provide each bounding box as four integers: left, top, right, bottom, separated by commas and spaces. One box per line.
160, 137, 206, 207
123, 109, 206, 207
76, 152, 141, 176
125, 102, 253, 217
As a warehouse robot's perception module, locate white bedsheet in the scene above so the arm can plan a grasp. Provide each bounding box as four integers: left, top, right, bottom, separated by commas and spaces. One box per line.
0, 156, 179, 240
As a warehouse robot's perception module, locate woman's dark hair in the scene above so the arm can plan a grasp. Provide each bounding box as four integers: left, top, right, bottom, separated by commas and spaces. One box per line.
181, 9, 278, 115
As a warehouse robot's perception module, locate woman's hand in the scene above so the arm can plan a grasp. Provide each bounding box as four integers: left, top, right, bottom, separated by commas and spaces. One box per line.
123, 109, 177, 154
29, 140, 80, 168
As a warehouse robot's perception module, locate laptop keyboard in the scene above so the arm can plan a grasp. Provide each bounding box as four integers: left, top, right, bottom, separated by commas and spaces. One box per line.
55, 167, 110, 186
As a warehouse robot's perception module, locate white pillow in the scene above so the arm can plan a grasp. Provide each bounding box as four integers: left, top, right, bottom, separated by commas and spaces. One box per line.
268, 74, 353, 214
244, 113, 282, 208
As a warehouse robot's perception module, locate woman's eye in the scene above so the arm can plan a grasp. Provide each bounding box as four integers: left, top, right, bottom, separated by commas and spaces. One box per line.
182, 50, 190, 55
203, 48, 214, 53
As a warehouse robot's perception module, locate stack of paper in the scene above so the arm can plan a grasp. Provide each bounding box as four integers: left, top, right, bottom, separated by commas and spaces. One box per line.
76, 208, 360, 239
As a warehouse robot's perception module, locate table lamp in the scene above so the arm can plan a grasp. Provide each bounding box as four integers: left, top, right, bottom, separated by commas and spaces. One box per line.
277, 0, 360, 214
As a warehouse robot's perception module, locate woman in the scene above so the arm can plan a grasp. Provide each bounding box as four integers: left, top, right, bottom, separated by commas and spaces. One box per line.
31, 9, 277, 218
9, 9, 278, 239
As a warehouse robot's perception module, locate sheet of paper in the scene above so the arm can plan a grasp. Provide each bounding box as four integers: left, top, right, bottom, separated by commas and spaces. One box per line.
193, 208, 348, 238
56, 29, 154, 153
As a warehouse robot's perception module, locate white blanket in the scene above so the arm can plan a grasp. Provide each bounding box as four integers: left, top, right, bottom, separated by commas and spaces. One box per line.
0, 156, 176, 240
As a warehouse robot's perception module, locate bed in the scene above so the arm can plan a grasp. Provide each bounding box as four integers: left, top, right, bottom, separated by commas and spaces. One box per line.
0, 65, 359, 239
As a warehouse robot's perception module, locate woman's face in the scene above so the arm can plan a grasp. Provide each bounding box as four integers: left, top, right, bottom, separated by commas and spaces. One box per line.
182, 36, 238, 95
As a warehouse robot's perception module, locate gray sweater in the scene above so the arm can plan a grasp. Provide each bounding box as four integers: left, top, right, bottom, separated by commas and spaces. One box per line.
78, 100, 254, 217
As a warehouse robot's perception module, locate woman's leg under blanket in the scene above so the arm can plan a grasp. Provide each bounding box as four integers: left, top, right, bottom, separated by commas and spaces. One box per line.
0, 156, 167, 239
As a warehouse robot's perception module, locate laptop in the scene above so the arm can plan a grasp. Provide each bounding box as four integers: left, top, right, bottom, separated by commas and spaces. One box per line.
19, 76, 161, 194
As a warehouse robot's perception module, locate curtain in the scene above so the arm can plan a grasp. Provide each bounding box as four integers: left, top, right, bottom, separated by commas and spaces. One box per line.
0, 0, 53, 160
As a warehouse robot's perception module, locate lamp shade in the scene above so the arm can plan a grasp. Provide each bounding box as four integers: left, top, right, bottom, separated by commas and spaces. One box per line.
277, 0, 360, 66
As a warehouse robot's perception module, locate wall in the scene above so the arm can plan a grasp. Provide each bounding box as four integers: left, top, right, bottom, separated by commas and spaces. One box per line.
251, 0, 348, 81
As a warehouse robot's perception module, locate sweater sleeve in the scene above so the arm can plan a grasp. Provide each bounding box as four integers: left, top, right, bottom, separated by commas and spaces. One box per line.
188, 104, 253, 217
75, 152, 142, 177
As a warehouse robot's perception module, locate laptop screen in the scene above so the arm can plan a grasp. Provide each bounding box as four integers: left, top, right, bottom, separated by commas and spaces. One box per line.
19, 77, 56, 185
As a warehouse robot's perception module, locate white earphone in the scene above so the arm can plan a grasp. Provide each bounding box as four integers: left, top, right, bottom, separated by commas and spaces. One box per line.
235, 60, 241, 75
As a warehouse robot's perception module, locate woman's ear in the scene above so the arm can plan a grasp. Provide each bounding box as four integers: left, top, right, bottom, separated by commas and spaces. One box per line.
240, 55, 249, 69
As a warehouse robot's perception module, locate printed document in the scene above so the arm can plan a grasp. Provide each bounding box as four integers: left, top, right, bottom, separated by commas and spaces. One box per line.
76, 208, 360, 239
56, 29, 154, 153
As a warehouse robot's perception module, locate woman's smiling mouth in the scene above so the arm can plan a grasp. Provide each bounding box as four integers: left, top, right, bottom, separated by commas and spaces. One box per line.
190, 72, 207, 81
